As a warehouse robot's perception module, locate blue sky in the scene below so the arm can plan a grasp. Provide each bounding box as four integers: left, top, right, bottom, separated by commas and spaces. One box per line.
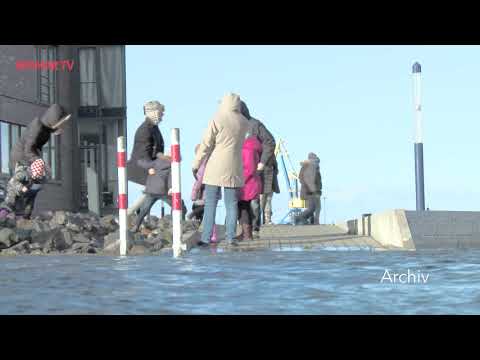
126, 45, 480, 223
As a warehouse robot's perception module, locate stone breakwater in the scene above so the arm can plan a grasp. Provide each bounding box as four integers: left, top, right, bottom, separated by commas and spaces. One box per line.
0, 211, 199, 256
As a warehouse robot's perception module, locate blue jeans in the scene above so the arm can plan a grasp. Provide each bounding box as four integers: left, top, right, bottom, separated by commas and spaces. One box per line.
201, 185, 238, 243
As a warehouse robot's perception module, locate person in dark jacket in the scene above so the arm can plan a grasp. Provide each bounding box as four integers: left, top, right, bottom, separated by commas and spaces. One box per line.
7, 104, 70, 218
10, 104, 71, 171
295, 152, 322, 225
132, 153, 187, 232
240, 101, 280, 236
127, 101, 165, 186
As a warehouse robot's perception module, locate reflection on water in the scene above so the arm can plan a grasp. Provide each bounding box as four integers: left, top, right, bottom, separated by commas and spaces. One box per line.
1, 248, 480, 314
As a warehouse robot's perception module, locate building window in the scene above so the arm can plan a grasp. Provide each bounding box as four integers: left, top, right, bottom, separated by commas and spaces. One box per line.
42, 137, 59, 180
99, 46, 124, 108
0, 121, 59, 180
36, 46, 57, 104
0, 122, 10, 175
0, 121, 25, 176
79, 48, 98, 107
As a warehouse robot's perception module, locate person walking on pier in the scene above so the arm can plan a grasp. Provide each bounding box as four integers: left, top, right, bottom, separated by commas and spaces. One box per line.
192, 93, 250, 246
127, 101, 166, 215
236, 132, 262, 241
239, 101, 280, 237
131, 152, 187, 233
295, 152, 322, 225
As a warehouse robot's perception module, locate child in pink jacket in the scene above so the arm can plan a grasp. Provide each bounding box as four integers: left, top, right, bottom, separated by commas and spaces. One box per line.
237, 134, 263, 240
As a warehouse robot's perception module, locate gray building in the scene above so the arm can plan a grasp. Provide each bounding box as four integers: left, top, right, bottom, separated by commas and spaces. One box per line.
0, 45, 127, 216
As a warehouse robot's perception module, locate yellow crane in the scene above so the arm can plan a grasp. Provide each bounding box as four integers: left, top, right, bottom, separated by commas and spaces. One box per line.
275, 139, 306, 224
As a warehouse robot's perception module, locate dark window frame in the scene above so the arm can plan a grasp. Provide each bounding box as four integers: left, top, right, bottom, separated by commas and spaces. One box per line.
35, 46, 58, 105
78, 47, 99, 110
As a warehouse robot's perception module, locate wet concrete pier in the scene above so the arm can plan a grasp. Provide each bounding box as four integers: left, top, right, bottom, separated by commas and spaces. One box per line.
202, 224, 387, 251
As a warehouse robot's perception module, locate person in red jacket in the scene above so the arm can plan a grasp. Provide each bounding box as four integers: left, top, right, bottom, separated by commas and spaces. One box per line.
236, 133, 263, 241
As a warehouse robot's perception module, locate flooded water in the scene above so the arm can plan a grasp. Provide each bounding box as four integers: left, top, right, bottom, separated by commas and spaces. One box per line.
1, 247, 480, 314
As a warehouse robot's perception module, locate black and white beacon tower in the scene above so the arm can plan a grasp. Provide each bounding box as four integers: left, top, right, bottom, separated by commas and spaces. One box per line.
412, 62, 425, 211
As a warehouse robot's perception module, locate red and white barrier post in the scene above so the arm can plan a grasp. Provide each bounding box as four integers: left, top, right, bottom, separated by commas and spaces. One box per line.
171, 128, 185, 258
117, 136, 128, 256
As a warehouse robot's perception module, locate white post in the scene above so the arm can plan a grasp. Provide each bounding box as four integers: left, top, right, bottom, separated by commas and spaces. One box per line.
117, 136, 128, 256
171, 128, 184, 258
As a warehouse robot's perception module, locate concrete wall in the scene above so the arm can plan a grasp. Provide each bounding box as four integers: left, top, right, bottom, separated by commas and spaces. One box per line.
338, 209, 480, 250
337, 210, 414, 250
405, 211, 480, 249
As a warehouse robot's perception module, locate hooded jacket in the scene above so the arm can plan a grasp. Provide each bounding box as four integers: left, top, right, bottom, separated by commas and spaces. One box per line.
127, 119, 164, 185
9, 104, 66, 171
192, 93, 250, 188
240, 101, 280, 194
299, 152, 322, 199
238, 135, 263, 201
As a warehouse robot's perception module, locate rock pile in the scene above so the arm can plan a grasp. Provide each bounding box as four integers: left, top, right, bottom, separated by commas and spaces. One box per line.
0, 211, 199, 256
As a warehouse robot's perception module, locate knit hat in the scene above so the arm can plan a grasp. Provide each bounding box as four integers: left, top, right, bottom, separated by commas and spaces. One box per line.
30, 159, 46, 179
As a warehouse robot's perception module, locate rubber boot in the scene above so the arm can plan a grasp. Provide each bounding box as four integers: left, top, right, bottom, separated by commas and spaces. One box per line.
243, 223, 253, 241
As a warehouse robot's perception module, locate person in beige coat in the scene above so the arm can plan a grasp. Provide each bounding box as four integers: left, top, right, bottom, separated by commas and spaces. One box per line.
192, 93, 250, 245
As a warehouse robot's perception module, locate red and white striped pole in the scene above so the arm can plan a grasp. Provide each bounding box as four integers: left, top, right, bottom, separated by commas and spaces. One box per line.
117, 136, 128, 256
171, 128, 184, 257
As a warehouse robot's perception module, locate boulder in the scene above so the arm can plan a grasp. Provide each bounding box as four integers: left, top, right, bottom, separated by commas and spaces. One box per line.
32, 229, 68, 251
31, 229, 58, 247
53, 211, 67, 226
89, 238, 103, 249
83, 221, 93, 232
30, 243, 43, 251
10, 240, 30, 254
72, 233, 90, 243
104, 231, 119, 248
0, 228, 17, 249
65, 214, 84, 232
72, 242, 89, 252
101, 214, 115, 225
32, 221, 50, 233
86, 246, 97, 254
0, 215, 16, 229
60, 230, 74, 247
1, 248, 18, 256
129, 245, 149, 255
47, 230, 68, 251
